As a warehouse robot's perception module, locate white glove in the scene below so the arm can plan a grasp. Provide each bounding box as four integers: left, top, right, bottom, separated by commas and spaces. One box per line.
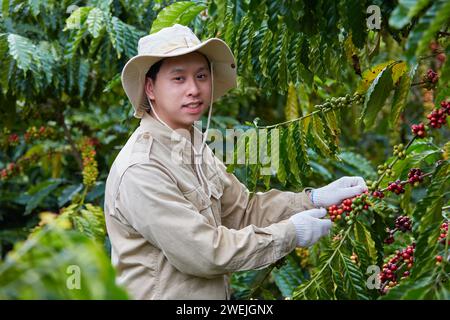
289, 208, 332, 247
310, 176, 368, 208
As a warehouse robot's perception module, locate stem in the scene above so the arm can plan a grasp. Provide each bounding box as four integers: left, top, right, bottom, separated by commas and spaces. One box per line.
293, 229, 350, 299
57, 110, 83, 171
248, 263, 278, 298
418, 50, 445, 61
373, 136, 417, 190
411, 81, 426, 86
257, 94, 362, 129
380, 172, 433, 193
259, 109, 322, 129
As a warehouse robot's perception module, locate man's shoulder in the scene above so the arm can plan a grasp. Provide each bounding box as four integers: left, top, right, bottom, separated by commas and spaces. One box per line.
107, 128, 156, 182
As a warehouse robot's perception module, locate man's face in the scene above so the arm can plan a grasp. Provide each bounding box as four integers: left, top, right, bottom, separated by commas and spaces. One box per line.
144, 52, 212, 130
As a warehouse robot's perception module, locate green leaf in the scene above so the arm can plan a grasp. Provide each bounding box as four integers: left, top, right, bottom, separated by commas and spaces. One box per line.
287, 123, 301, 186
7, 34, 35, 74
342, 0, 366, 48
64, 6, 92, 31
25, 179, 62, 215
416, 1, 450, 55
294, 120, 311, 176
272, 255, 306, 298
276, 127, 287, 186
86, 7, 105, 38
150, 1, 206, 34
390, 64, 417, 128
58, 184, 83, 207
285, 83, 299, 120
309, 115, 332, 158
360, 64, 395, 130
338, 253, 370, 300
337, 151, 377, 180
318, 111, 339, 157
353, 221, 377, 265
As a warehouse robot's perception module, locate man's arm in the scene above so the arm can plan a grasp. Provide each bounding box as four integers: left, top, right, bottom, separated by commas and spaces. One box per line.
215, 158, 316, 230
114, 161, 298, 279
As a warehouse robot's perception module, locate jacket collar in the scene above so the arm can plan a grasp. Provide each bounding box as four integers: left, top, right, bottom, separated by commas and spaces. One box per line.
139, 111, 211, 164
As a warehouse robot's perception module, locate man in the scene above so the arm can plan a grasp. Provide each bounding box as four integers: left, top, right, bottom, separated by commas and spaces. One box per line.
104, 24, 367, 299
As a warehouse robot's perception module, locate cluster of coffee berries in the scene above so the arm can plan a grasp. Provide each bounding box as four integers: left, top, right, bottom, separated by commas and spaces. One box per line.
0, 162, 20, 180
315, 93, 362, 111
429, 42, 447, 63
377, 163, 394, 177
407, 168, 424, 187
440, 100, 450, 114
350, 253, 358, 264
438, 221, 448, 245
427, 104, 448, 129
422, 69, 439, 89
79, 138, 99, 188
395, 215, 412, 232
387, 180, 405, 195
411, 123, 427, 138
327, 192, 370, 225
379, 243, 415, 294
372, 190, 385, 199
436, 255, 444, 265
24, 126, 56, 142
384, 215, 412, 244
0, 152, 52, 181
393, 144, 406, 159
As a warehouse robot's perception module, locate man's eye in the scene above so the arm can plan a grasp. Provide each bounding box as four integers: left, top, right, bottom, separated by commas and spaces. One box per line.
173, 77, 184, 81
197, 74, 207, 79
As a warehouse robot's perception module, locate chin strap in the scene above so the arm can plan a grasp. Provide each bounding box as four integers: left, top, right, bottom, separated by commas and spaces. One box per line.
146, 61, 214, 198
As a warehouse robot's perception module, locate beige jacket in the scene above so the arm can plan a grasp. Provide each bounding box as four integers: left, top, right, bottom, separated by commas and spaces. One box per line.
104, 112, 316, 300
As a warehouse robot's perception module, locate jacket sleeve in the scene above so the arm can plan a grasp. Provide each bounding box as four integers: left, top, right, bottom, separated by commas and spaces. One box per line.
215, 159, 316, 230
114, 161, 297, 279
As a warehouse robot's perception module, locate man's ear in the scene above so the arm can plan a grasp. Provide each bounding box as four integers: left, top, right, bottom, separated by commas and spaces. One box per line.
144, 77, 156, 100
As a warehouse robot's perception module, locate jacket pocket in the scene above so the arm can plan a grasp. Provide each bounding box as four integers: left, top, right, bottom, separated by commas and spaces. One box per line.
183, 186, 217, 226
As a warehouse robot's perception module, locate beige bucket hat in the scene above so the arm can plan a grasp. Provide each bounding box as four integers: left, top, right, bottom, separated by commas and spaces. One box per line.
121, 24, 237, 118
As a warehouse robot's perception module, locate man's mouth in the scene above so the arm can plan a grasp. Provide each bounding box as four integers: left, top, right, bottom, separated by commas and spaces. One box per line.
182, 102, 203, 113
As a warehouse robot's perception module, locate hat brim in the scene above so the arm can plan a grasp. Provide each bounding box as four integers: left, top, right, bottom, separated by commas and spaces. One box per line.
121, 38, 237, 118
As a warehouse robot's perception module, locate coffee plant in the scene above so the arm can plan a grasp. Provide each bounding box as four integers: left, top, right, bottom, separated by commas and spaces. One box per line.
0, 0, 449, 300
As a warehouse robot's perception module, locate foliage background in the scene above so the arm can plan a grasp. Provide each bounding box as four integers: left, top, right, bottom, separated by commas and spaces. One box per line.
0, 0, 449, 299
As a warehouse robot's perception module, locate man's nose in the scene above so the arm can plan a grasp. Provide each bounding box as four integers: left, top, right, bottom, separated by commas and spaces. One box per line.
186, 77, 200, 96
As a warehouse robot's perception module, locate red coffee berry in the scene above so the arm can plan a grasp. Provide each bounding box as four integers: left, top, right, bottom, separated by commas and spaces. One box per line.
411, 123, 427, 138
395, 215, 412, 232
387, 180, 405, 195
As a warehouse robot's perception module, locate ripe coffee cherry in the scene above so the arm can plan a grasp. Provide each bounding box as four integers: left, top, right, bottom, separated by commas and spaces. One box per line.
387, 180, 405, 195
436, 255, 443, 263
408, 168, 423, 186
372, 190, 385, 199
440, 100, 450, 115
427, 108, 447, 129
423, 69, 439, 89
438, 221, 449, 245
395, 215, 412, 232
411, 123, 427, 138
384, 232, 395, 244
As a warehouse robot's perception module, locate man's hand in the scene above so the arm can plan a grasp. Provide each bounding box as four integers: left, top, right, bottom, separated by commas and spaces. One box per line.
289, 208, 332, 247
310, 176, 367, 208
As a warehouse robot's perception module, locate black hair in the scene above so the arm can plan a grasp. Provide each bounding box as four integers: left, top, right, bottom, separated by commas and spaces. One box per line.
145, 52, 211, 82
